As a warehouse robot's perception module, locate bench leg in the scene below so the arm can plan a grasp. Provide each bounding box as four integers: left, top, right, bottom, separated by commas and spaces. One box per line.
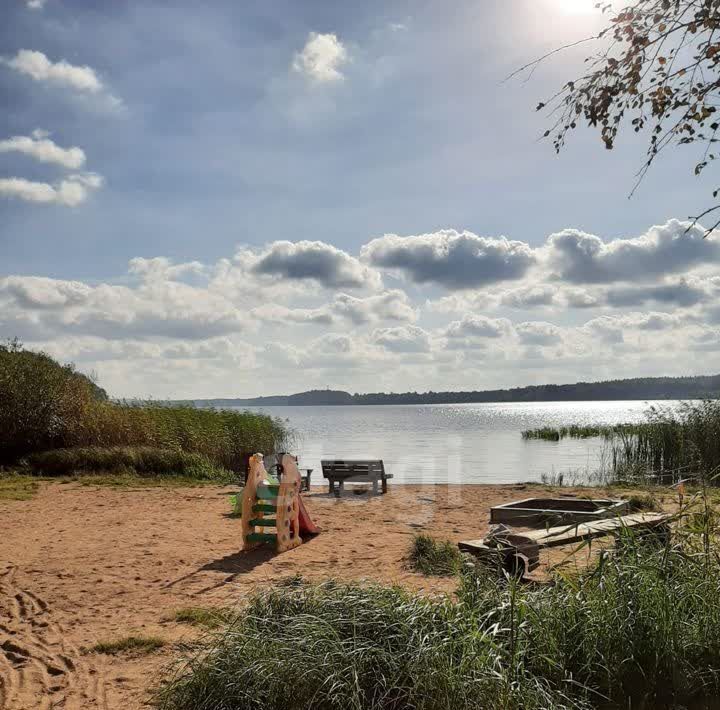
338, 480, 344, 497
382, 477, 388, 494
372, 479, 379, 496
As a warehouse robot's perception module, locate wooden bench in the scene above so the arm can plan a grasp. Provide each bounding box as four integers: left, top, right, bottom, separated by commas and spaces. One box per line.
321, 459, 392, 496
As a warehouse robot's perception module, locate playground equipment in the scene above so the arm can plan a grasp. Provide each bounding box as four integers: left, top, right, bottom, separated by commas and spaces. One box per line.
241, 453, 319, 552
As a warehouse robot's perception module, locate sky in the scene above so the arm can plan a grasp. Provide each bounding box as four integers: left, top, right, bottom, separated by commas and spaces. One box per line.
1, 0, 719, 399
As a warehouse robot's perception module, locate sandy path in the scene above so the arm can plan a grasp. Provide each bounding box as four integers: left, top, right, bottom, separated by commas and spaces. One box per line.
0, 480, 635, 709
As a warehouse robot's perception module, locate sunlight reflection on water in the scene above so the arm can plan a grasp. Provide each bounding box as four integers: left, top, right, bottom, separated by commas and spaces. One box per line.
235, 400, 686, 484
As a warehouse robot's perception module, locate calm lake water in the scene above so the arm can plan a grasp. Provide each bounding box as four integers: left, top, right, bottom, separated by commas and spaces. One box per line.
236, 401, 685, 485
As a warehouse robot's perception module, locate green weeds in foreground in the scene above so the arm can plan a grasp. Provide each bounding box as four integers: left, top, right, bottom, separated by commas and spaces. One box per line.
158, 491, 720, 710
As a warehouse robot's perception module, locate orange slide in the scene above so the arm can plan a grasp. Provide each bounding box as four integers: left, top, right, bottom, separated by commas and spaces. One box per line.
297, 496, 321, 537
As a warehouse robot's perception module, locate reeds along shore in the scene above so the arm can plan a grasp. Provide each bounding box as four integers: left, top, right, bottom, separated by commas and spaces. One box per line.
522, 400, 720, 485
0, 341, 289, 476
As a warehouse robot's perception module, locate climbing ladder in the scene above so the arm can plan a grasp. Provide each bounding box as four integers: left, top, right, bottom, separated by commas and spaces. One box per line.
241, 453, 303, 552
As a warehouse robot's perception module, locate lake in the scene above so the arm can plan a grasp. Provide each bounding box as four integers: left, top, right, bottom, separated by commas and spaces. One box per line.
236, 400, 685, 485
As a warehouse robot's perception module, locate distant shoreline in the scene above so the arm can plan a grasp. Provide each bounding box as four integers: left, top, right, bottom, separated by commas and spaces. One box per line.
170, 373, 720, 408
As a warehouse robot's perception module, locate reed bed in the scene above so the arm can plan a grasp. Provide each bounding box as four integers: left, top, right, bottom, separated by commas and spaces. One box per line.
1, 341, 290, 475
522, 424, 639, 441
159, 498, 720, 710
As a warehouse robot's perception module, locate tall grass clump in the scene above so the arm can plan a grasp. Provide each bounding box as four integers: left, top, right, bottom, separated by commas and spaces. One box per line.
26, 446, 229, 480
408, 534, 464, 576
160, 503, 720, 710
0, 341, 290, 475
606, 401, 720, 484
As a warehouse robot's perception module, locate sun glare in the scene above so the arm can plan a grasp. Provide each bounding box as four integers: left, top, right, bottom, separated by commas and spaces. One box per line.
551, 0, 600, 15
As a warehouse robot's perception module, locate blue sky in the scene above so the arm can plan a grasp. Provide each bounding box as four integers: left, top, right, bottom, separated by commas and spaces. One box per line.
1, 0, 719, 398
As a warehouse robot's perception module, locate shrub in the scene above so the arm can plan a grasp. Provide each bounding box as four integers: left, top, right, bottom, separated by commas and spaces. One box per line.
27, 446, 230, 480
0, 342, 290, 473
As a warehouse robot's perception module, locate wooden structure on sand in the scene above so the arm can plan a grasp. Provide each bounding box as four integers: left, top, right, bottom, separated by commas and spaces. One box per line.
459, 512, 671, 576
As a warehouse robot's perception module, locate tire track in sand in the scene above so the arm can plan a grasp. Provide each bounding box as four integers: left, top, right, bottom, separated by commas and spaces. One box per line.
0, 565, 108, 710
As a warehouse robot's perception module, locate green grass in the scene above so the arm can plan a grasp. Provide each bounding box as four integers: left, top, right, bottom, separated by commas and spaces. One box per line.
0, 473, 40, 501
90, 635, 165, 656
1, 341, 291, 477
408, 534, 464, 576
174, 607, 235, 630
158, 501, 720, 710
27, 446, 232, 481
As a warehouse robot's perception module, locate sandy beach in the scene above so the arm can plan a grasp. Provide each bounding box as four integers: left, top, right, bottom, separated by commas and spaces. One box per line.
0, 481, 663, 709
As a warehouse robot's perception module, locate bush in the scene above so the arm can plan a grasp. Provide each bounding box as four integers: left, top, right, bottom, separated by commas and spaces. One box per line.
26, 446, 230, 480
160, 514, 720, 710
0, 342, 290, 473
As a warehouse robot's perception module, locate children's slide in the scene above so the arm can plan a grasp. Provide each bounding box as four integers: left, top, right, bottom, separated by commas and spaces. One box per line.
297, 495, 320, 536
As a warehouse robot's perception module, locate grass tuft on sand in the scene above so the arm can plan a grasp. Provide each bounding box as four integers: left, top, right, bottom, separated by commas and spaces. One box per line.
0, 473, 40, 501
89, 635, 166, 656
174, 607, 235, 630
408, 534, 464, 576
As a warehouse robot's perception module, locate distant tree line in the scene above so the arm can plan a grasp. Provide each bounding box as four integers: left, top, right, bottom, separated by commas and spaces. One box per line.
191, 374, 720, 408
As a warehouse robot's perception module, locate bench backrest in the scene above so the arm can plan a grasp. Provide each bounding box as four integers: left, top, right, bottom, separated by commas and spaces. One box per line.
321, 459, 386, 480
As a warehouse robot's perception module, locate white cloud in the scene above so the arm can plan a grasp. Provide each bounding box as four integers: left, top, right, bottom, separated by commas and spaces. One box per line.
515, 321, 563, 346
372, 325, 431, 353
332, 290, 416, 324
445, 314, 512, 340
26, 0, 47, 9
293, 32, 348, 83
546, 220, 720, 284
0, 130, 85, 169
0, 172, 103, 206
245, 240, 381, 290
2, 49, 103, 93
362, 229, 536, 289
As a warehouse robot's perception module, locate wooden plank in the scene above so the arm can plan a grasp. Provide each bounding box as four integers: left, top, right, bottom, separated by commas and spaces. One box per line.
459, 512, 670, 554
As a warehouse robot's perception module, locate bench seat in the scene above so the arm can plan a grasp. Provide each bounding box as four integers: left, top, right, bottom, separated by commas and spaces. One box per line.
321, 459, 392, 496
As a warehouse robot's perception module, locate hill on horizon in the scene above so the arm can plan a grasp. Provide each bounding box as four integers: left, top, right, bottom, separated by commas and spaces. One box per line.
179, 373, 720, 408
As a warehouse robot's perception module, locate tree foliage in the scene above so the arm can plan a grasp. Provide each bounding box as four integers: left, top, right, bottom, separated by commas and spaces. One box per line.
525, 0, 720, 229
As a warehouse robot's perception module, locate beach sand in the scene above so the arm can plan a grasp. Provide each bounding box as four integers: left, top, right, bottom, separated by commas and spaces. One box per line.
0, 480, 662, 709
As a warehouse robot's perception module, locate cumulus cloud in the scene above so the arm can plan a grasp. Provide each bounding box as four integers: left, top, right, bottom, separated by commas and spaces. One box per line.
332, 290, 416, 324
0, 173, 103, 206
516, 321, 563, 346
0, 130, 85, 169
26, 0, 47, 9
0, 276, 91, 309
252, 303, 334, 326
247, 240, 381, 290
2, 49, 103, 93
293, 32, 348, 83
445, 314, 512, 339
546, 220, 720, 284
362, 230, 536, 289
604, 279, 707, 308
372, 325, 431, 353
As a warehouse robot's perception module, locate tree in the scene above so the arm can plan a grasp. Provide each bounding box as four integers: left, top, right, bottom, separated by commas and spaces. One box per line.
520, 0, 720, 231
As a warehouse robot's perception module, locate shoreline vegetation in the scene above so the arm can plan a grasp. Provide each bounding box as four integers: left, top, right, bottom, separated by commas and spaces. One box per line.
0, 340, 289, 480
524, 401, 720, 486
179, 373, 720, 408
